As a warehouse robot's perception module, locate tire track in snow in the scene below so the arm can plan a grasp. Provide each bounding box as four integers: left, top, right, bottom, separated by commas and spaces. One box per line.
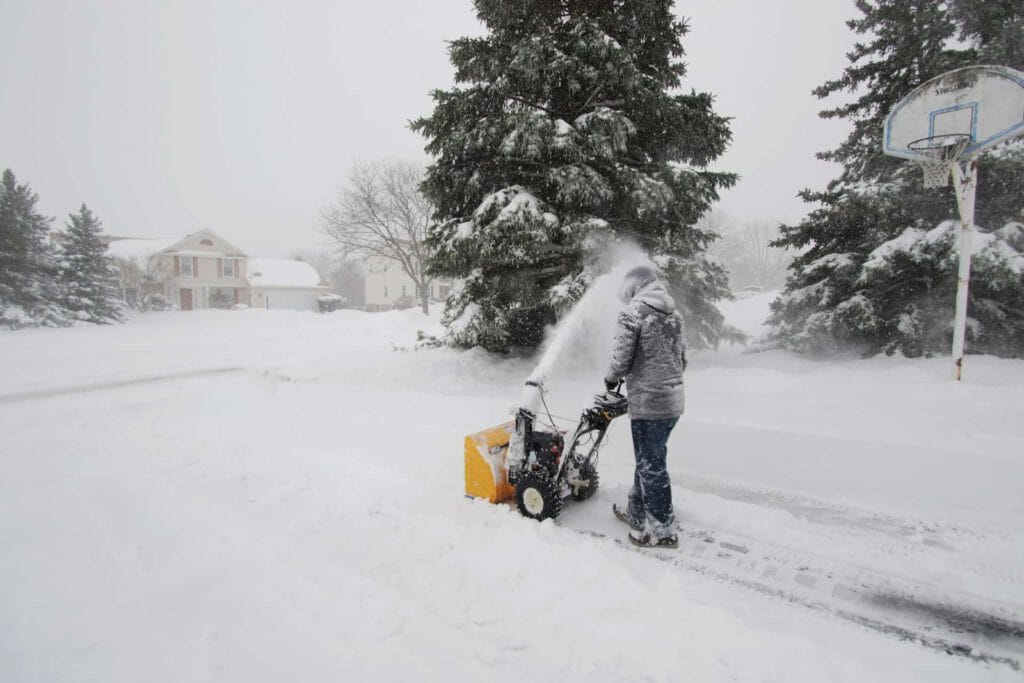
681, 474, 967, 542
676, 474, 1024, 589
0, 366, 244, 403
566, 522, 1024, 672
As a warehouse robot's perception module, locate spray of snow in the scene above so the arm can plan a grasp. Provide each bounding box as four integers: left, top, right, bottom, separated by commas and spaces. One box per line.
516, 242, 652, 414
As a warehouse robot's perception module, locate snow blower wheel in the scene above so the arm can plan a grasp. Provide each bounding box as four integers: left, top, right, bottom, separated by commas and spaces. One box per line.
515, 473, 562, 521
569, 462, 599, 502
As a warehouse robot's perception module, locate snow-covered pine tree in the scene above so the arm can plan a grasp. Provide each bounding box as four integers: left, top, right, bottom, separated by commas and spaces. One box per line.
769, 0, 1024, 357
58, 204, 125, 324
0, 169, 69, 329
856, 219, 1024, 357
413, 0, 735, 353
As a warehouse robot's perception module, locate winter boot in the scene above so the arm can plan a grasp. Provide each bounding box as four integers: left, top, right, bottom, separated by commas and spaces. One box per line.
628, 529, 679, 549
612, 503, 642, 532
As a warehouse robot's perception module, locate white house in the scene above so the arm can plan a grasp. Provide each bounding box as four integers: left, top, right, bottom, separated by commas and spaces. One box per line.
363, 253, 451, 312
247, 257, 329, 311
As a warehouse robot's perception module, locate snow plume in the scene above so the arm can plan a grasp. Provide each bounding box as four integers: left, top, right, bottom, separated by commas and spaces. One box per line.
517, 241, 651, 413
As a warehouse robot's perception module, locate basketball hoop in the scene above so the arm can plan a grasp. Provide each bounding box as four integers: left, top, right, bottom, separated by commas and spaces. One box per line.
907, 133, 972, 188
883, 65, 1024, 380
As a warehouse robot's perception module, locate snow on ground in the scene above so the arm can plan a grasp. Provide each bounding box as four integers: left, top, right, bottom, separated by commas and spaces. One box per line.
1, 303, 1021, 682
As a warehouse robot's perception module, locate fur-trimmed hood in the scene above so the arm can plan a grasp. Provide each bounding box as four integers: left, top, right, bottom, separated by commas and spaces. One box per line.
618, 265, 676, 313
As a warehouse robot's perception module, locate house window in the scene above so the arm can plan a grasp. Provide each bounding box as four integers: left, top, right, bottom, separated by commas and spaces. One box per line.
222, 258, 235, 278
200, 239, 214, 246
180, 257, 193, 277
402, 285, 407, 298
384, 285, 388, 299
439, 285, 450, 298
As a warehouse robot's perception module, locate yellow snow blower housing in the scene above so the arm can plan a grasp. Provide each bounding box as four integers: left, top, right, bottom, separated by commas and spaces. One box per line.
464, 422, 515, 503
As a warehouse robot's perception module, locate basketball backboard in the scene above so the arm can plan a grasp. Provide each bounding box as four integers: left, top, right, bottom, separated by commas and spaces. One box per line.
883, 65, 1024, 162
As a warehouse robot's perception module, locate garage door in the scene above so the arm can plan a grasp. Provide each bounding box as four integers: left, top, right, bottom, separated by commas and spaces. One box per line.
265, 290, 319, 312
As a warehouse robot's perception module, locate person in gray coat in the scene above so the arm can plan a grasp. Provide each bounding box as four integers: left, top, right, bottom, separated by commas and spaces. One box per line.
604, 264, 686, 548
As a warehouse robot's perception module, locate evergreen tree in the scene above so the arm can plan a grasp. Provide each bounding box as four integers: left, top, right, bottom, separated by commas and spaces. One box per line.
58, 204, 125, 324
951, 0, 1024, 67
414, 0, 735, 352
770, 0, 1024, 357
0, 169, 68, 329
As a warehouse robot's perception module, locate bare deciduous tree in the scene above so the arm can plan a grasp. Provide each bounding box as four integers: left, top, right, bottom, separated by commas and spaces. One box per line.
703, 209, 742, 269
320, 159, 433, 315
701, 210, 792, 291
737, 220, 791, 290
291, 248, 366, 308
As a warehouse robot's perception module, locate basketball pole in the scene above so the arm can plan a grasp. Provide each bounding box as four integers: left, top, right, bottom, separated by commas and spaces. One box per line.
948, 158, 978, 382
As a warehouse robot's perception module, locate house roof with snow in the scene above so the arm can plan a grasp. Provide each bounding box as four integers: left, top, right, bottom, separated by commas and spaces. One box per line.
159, 228, 247, 257
246, 258, 324, 289
106, 238, 178, 268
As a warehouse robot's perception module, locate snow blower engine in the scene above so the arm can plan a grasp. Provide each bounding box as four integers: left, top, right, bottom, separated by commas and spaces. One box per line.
464, 380, 627, 521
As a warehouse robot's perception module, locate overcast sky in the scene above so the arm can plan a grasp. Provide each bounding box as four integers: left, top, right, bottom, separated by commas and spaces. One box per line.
0, 0, 856, 257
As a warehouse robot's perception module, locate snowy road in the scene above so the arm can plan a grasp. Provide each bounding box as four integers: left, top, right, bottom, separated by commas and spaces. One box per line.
2, 308, 1022, 681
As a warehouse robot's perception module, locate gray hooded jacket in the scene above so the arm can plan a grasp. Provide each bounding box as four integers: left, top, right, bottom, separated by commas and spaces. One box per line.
605, 266, 687, 420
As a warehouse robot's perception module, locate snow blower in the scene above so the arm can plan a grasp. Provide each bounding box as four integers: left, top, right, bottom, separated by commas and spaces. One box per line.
464, 379, 627, 521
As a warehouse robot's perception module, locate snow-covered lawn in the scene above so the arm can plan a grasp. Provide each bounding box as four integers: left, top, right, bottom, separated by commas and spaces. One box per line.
1, 307, 1021, 681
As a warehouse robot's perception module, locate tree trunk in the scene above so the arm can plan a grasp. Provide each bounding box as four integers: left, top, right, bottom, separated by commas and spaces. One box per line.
420, 282, 430, 316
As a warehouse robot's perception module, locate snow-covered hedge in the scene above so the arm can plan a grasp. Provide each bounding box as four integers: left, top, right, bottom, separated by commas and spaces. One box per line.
317, 293, 346, 313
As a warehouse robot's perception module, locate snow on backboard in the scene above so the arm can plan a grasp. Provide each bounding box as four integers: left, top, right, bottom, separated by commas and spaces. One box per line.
883, 65, 1024, 161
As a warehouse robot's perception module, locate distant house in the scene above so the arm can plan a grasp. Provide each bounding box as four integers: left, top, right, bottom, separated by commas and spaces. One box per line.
363, 253, 451, 312
104, 228, 330, 312
247, 257, 329, 311
148, 229, 250, 310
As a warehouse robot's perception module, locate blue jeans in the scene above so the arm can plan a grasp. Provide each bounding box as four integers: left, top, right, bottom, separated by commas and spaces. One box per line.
627, 417, 679, 537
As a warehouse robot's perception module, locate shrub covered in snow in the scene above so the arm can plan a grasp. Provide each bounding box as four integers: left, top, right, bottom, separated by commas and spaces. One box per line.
140, 292, 171, 312
317, 293, 346, 313
391, 295, 417, 311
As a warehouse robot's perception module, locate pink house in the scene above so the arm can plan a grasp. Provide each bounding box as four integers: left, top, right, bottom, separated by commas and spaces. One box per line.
153, 229, 249, 310
106, 228, 329, 311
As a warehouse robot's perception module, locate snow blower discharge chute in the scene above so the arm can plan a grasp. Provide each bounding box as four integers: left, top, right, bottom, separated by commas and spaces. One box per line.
464, 380, 627, 520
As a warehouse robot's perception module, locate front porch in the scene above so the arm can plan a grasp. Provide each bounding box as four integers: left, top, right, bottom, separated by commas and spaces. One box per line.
173, 285, 249, 310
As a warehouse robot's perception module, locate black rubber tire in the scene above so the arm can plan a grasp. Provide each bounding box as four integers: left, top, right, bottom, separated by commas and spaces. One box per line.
570, 462, 599, 501
515, 472, 563, 521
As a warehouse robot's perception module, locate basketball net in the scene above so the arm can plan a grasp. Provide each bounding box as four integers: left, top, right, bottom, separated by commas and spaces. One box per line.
908, 134, 971, 188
